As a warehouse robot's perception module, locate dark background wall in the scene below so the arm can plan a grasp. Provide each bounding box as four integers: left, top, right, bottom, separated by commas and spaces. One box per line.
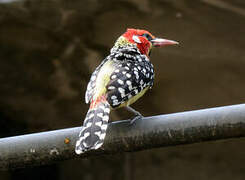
0, 0, 245, 179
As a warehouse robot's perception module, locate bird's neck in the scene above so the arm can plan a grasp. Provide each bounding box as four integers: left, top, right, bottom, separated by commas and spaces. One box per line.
111, 36, 151, 57
111, 36, 139, 54
109, 44, 150, 63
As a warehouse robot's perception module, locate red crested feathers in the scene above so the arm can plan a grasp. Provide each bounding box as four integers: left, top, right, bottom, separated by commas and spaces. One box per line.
122, 28, 155, 56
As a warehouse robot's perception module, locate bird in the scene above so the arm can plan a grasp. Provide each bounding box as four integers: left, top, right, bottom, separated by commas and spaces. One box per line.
75, 28, 178, 154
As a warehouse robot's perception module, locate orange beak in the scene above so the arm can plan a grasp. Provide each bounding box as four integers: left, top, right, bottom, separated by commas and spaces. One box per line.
151, 38, 179, 47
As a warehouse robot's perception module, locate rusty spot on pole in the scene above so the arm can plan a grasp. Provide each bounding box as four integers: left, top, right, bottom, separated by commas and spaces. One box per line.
64, 138, 70, 144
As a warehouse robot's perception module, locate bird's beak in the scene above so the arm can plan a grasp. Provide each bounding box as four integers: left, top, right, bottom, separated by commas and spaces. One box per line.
151, 38, 179, 47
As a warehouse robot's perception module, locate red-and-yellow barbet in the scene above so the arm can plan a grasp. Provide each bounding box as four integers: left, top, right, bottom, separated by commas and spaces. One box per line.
75, 28, 178, 154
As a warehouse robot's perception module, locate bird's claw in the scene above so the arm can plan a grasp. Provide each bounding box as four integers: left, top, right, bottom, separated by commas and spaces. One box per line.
130, 114, 144, 124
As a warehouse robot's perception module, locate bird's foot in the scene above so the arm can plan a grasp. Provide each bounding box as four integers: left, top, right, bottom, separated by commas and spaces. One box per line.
125, 106, 144, 124
130, 114, 144, 124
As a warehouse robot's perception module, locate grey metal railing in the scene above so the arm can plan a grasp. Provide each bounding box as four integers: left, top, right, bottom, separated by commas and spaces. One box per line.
0, 104, 245, 170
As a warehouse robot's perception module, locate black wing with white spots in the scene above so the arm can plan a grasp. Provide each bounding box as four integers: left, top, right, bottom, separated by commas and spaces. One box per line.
106, 50, 154, 108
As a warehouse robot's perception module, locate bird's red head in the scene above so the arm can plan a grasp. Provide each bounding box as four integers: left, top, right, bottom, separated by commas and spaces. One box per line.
122, 28, 178, 56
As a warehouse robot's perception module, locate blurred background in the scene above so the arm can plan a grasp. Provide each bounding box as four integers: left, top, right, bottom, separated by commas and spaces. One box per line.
0, 0, 245, 179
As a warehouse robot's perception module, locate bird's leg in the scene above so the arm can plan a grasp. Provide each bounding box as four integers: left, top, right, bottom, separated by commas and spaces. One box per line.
126, 106, 143, 116
125, 106, 144, 123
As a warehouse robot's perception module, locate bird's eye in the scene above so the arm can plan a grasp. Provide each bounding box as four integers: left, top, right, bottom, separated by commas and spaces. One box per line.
142, 33, 153, 41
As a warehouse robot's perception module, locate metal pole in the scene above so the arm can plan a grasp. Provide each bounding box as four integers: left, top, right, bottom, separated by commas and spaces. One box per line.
1, 104, 245, 170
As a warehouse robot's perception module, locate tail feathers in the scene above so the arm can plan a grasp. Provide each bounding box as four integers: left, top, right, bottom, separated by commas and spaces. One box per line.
75, 101, 110, 154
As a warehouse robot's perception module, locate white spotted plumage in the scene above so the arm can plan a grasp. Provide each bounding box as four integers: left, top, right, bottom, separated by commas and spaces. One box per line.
117, 79, 124, 85
126, 73, 131, 78
76, 28, 163, 155
108, 86, 115, 90
111, 95, 117, 100
111, 74, 117, 79
75, 100, 110, 154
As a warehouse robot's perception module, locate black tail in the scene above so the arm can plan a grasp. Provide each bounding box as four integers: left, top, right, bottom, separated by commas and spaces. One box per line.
75, 101, 110, 154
